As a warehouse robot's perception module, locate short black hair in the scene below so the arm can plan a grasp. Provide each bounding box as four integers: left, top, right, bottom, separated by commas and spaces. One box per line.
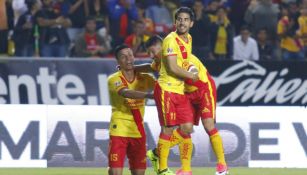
114, 44, 130, 60
240, 25, 250, 32
145, 35, 163, 49
175, 7, 195, 21
257, 27, 267, 34
85, 16, 96, 23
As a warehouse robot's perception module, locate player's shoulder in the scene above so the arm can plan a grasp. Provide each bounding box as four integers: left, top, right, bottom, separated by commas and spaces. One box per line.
108, 71, 121, 82
163, 32, 176, 43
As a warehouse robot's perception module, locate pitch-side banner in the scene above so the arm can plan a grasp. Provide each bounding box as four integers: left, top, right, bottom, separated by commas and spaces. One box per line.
0, 105, 306, 168
0, 59, 306, 106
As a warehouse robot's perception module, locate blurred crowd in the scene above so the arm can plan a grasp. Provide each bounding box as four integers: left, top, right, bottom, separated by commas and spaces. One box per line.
1, 0, 307, 61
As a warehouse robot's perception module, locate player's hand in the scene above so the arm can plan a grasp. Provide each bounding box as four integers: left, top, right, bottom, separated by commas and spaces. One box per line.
191, 72, 199, 82
145, 91, 154, 99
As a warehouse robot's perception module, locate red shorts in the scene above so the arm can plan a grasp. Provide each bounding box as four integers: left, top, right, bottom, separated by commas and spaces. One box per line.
186, 73, 217, 125
154, 83, 194, 126
108, 136, 146, 169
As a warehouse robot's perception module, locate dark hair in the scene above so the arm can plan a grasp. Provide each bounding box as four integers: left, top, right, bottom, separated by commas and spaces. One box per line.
85, 16, 96, 23
114, 44, 130, 60
216, 6, 226, 12
257, 27, 267, 34
145, 35, 163, 48
175, 7, 195, 21
240, 25, 250, 32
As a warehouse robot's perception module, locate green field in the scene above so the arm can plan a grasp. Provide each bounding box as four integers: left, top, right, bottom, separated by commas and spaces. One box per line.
0, 168, 306, 175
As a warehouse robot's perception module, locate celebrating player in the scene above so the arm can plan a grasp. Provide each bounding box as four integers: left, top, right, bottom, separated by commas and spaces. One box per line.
107, 44, 155, 175
142, 34, 229, 175
153, 7, 198, 175
185, 55, 229, 175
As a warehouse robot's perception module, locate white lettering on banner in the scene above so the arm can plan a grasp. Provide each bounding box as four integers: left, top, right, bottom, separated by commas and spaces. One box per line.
36, 68, 58, 104
98, 74, 109, 105
57, 74, 85, 104
0, 67, 109, 105
215, 60, 307, 105
0, 105, 47, 167
0, 78, 7, 104
0, 105, 307, 168
9, 75, 38, 103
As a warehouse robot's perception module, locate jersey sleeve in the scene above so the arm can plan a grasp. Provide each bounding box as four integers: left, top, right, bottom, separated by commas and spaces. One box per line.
162, 36, 178, 57
108, 75, 128, 94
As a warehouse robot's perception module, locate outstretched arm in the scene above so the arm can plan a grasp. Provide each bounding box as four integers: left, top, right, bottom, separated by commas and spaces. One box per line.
119, 88, 153, 99
134, 63, 154, 73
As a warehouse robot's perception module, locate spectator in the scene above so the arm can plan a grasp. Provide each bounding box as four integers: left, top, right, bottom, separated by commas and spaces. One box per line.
288, 1, 300, 19
108, 0, 138, 47
0, 0, 14, 55
190, 0, 211, 60
301, 0, 307, 8
145, 0, 173, 35
14, 0, 40, 57
205, 0, 220, 22
12, 0, 30, 23
298, 8, 307, 57
88, 0, 109, 34
137, 3, 154, 36
210, 6, 234, 60
124, 20, 149, 57
244, 0, 279, 42
277, 14, 304, 60
228, 0, 250, 34
233, 26, 259, 61
67, 0, 88, 42
74, 17, 111, 57
37, 0, 71, 57
256, 28, 275, 60
88, 0, 111, 50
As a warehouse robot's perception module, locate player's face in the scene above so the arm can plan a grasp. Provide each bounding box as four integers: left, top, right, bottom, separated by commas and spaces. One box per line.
175, 13, 194, 35
147, 42, 162, 60
117, 48, 134, 70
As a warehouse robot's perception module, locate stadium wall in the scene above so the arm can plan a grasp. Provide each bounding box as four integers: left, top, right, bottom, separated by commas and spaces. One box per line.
0, 105, 306, 168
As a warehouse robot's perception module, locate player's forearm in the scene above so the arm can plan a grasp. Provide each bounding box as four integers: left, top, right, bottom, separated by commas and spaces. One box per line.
120, 89, 152, 99
134, 63, 154, 73
169, 64, 195, 80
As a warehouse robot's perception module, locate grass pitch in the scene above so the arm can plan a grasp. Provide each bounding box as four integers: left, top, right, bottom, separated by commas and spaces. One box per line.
0, 168, 306, 175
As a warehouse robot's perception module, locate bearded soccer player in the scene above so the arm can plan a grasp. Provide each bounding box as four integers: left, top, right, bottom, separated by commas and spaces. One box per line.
153, 7, 199, 175
142, 36, 229, 175
107, 44, 155, 175
141, 35, 195, 175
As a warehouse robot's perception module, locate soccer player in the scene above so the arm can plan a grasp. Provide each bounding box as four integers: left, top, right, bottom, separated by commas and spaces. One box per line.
185, 55, 229, 175
154, 7, 198, 175
142, 36, 229, 175
107, 44, 155, 175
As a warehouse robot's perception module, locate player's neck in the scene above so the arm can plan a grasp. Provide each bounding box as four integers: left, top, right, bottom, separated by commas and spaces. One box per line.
177, 32, 189, 43
122, 69, 135, 82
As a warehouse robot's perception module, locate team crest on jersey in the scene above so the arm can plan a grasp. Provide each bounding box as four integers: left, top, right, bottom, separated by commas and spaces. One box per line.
114, 81, 122, 87
167, 48, 173, 54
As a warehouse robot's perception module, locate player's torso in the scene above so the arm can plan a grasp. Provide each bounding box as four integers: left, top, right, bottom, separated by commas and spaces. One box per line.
108, 71, 153, 137
158, 32, 192, 94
